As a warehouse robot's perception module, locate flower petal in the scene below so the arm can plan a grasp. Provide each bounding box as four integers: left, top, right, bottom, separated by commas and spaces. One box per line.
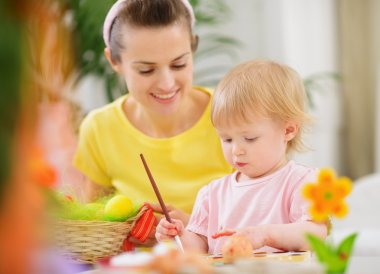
335, 177, 352, 198
303, 184, 318, 200
332, 201, 349, 218
310, 204, 329, 222
318, 168, 336, 187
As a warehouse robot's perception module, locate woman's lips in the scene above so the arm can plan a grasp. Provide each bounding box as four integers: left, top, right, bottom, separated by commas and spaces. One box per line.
152, 91, 177, 99
151, 90, 179, 104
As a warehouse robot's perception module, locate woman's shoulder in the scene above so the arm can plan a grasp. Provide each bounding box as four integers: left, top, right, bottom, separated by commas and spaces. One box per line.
191, 86, 212, 109
193, 85, 213, 96
81, 95, 126, 125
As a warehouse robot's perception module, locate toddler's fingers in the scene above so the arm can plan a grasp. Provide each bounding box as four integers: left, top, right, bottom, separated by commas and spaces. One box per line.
156, 221, 179, 237
156, 231, 171, 241
159, 219, 177, 230
211, 230, 236, 239
155, 227, 178, 241
171, 219, 184, 235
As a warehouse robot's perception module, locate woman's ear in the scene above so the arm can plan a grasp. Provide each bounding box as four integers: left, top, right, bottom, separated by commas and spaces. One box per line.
284, 121, 299, 142
104, 47, 122, 74
191, 35, 199, 52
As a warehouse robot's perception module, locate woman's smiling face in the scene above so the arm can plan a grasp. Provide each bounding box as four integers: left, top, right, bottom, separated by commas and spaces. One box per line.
113, 23, 194, 116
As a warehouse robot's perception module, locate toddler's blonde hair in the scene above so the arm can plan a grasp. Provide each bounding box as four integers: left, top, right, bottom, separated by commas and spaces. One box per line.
211, 60, 312, 153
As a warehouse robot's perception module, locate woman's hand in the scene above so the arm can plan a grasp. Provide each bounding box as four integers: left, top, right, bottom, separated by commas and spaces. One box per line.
128, 225, 158, 247
84, 179, 114, 202
128, 207, 160, 247
155, 218, 184, 241
149, 203, 190, 226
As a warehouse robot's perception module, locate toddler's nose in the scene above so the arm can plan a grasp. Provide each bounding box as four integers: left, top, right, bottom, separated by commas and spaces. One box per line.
232, 144, 245, 156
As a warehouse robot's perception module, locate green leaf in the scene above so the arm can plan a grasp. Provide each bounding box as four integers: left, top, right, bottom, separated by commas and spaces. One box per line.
336, 233, 358, 258
306, 233, 335, 262
306, 233, 358, 273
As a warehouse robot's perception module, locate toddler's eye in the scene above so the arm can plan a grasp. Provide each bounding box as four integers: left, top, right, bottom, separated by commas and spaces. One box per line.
245, 137, 257, 142
222, 138, 232, 143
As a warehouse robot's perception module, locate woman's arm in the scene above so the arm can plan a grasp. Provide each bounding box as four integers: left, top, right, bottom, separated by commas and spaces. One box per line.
84, 179, 114, 202
236, 221, 327, 251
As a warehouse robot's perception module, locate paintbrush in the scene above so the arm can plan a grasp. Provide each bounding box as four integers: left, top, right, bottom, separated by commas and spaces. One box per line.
139, 153, 185, 253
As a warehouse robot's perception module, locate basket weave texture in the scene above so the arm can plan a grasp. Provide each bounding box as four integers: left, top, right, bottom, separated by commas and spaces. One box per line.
51, 205, 149, 264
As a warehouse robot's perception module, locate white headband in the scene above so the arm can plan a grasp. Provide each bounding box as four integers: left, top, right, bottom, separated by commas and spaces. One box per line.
103, 0, 196, 48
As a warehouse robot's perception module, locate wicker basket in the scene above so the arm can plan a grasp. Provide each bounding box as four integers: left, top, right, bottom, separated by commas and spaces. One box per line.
50, 205, 149, 264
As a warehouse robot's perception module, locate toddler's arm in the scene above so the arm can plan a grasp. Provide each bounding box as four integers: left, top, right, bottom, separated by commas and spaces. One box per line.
156, 218, 208, 253
235, 221, 327, 251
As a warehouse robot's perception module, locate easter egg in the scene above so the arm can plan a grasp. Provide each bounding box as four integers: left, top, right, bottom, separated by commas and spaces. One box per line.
105, 195, 134, 221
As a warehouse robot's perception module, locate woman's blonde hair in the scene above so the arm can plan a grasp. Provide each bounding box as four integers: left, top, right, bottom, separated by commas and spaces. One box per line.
211, 60, 312, 153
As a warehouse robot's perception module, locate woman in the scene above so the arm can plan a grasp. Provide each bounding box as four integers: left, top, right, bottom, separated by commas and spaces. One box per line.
73, 0, 232, 246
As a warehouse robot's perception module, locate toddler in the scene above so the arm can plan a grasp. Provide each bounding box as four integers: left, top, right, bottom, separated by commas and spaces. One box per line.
156, 60, 327, 254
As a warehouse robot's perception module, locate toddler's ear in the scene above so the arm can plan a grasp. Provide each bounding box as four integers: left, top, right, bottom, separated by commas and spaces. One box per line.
104, 47, 122, 74
284, 121, 299, 141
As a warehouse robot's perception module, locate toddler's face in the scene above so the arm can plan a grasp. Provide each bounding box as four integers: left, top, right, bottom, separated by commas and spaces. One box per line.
216, 116, 293, 181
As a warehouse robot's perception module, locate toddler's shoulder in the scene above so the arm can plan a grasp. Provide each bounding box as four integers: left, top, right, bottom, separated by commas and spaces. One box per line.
208, 172, 234, 187
196, 173, 235, 194
289, 161, 318, 184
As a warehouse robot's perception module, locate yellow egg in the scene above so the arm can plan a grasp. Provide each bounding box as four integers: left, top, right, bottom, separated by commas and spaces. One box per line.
104, 195, 134, 221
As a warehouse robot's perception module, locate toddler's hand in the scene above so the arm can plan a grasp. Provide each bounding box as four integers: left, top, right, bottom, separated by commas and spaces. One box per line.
211, 229, 236, 239
235, 226, 267, 250
150, 203, 190, 226
155, 218, 184, 241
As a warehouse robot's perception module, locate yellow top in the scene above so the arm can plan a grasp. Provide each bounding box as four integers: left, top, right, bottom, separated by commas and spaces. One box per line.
73, 87, 232, 213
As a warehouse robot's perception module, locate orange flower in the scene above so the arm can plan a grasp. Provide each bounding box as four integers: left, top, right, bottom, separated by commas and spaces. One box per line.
302, 168, 352, 221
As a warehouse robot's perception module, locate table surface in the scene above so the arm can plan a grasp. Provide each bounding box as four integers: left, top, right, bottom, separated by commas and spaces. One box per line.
346, 256, 380, 274
79, 256, 380, 274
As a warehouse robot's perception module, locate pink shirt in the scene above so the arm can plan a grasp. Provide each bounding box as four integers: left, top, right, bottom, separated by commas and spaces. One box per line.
186, 161, 317, 254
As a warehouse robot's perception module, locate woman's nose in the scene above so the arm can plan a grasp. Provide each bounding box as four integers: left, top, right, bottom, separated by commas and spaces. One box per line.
157, 69, 175, 91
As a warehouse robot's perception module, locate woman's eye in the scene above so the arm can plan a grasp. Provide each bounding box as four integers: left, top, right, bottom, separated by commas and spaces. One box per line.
172, 63, 186, 70
139, 69, 154, 75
